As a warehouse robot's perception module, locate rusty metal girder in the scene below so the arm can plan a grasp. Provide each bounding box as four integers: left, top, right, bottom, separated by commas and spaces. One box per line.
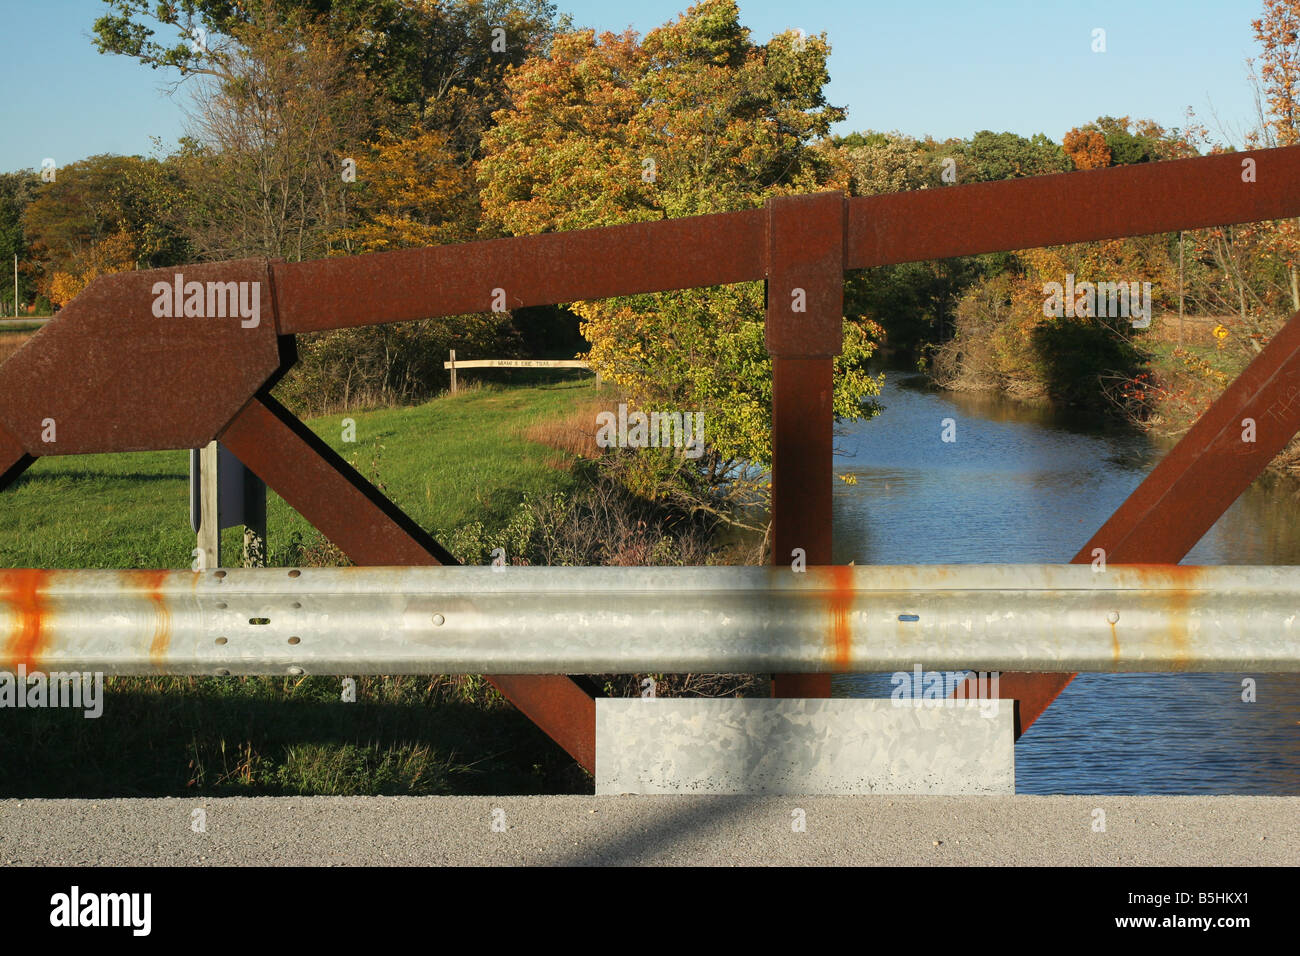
218, 393, 598, 772
848, 145, 1300, 267
7, 141, 1300, 767
765, 193, 847, 359
0, 262, 287, 456
768, 358, 837, 700
1079, 307, 1300, 563
766, 194, 845, 698
260, 145, 1300, 336
273, 209, 768, 334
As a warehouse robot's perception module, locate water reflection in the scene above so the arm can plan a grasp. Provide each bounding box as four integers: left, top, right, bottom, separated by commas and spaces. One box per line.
832, 370, 1300, 794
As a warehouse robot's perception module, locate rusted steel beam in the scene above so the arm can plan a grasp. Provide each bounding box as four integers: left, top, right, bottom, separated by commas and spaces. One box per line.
218, 393, 597, 772
966, 307, 1300, 736
0, 423, 33, 493
219, 394, 458, 567
263, 146, 1300, 336
849, 144, 1300, 268
0, 262, 285, 455
273, 209, 767, 334
767, 193, 845, 698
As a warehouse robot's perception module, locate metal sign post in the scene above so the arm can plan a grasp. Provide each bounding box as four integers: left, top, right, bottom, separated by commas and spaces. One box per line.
189, 441, 267, 569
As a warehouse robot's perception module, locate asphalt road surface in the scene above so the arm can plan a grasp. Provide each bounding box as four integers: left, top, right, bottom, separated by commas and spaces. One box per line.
0, 795, 1295, 866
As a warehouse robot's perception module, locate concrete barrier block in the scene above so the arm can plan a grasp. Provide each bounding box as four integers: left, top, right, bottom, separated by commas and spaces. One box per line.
595, 698, 1014, 795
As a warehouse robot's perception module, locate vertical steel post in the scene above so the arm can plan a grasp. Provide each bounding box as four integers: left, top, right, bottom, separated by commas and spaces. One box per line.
765, 193, 846, 698
449, 349, 457, 395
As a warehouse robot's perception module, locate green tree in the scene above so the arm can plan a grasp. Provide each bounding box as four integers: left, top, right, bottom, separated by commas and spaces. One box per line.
93, 0, 556, 149
959, 130, 1071, 182
0, 171, 40, 312
22, 154, 188, 301
479, 0, 882, 517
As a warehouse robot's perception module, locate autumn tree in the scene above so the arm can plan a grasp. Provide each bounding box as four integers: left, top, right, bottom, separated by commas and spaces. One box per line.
1062, 127, 1111, 169
333, 129, 476, 252
0, 172, 40, 313
1244, 0, 1300, 311
165, 11, 372, 262
478, 0, 881, 519
22, 154, 188, 303
93, 0, 556, 183
1252, 0, 1300, 146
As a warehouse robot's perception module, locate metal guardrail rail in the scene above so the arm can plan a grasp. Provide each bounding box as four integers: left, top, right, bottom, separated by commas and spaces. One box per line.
3, 564, 1297, 676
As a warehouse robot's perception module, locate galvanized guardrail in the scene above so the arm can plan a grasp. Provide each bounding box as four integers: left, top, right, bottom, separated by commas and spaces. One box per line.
2, 564, 1296, 676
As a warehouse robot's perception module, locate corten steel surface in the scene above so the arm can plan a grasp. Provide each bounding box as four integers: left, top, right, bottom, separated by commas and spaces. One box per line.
218, 394, 597, 772
0, 422, 32, 493
768, 359, 836, 699
7, 565, 1299, 675
847, 147, 1300, 267
274, 208, 768, 333
766, 193, 845, 698
0, 261, 286, 455
970, 305, 1300, 736
269, 146, 1300, 332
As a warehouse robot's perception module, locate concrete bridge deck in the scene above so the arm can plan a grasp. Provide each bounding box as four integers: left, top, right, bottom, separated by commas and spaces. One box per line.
1, 795, 1294, 866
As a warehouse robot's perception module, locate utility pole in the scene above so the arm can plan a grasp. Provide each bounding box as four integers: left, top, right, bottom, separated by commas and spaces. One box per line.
13, 254, 17, 318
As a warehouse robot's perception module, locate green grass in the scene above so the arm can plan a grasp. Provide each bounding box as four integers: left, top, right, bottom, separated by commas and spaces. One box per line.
0, 380, 596, 797
0, 379, 588, 568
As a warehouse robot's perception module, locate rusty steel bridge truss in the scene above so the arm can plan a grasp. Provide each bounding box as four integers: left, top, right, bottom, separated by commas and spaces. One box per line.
5, 146, 1300, 774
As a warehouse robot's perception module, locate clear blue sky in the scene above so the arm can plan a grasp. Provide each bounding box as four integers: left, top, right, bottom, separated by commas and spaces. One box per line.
0, 0, 1268, 173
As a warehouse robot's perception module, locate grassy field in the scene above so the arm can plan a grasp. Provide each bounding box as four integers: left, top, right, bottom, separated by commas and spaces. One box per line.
1, 379, 588, 568
0, 331, 33, 365
0, 379, 600, 797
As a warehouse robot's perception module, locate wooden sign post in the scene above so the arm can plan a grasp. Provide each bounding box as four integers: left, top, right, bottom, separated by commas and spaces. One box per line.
445, 352, 594, 394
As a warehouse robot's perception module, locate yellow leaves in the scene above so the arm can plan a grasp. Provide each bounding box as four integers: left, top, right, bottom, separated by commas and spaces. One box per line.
1062, 127, 1111, 170
46, 228, 139, 306
335, 128, 476, 252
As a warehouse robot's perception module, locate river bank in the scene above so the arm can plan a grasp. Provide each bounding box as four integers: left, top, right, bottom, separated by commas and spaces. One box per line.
926, 335, 1300, 477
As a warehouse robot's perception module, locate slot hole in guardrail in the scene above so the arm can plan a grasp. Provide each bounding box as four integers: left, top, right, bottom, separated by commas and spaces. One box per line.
288, 636, 301, 645
898, 613, 920, 623
249, 618, 270, 626
215, 637, 227, 645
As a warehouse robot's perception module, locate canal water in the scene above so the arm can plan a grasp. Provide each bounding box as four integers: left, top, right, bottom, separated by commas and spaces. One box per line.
832, 370, 1300, 794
